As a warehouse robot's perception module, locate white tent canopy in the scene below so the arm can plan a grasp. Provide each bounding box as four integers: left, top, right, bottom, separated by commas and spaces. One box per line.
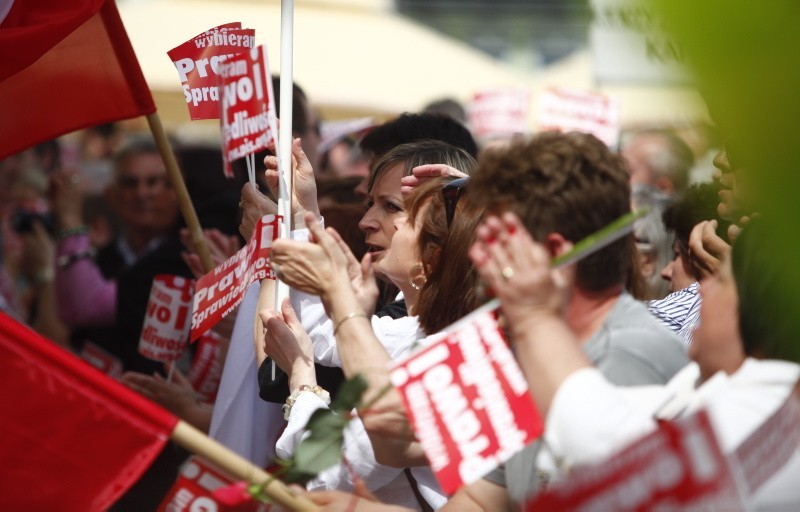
119, 0, 535, 126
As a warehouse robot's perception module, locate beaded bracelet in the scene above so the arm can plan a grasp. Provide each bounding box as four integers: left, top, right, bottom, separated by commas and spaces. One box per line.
333, 312, 369, 336
283, 384, 331, 420
56, 247, 96, 269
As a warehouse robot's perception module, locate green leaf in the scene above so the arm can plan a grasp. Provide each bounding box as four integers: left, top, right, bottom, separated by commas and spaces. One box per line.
293, 430, 345, 475
282, 465, 319, 485
330, 374, 368, 413
305, 408, 349, 437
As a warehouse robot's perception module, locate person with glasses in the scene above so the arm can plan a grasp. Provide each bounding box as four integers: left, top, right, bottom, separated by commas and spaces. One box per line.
262, 174, 483, 509
51, 135, 188, 372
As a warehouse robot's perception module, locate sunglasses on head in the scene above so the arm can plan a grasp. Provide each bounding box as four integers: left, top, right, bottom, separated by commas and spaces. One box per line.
442, 177, 469, 228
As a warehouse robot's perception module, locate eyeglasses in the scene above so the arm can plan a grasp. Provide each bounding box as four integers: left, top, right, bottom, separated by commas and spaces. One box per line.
442, 177, 469, 228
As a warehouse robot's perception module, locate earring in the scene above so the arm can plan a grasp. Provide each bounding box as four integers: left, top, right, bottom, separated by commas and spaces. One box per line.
408, 263, 426, 291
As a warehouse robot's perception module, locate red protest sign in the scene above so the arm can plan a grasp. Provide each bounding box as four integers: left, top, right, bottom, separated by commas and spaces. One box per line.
732, 385, 800, 498
191, 215, 280, 341
187, 331, 224, 403
167, 23, 256, 120
389, 309, 543, 495
219, 45, 277, 177
158, 456, 269, 512
80, 341, 124, 380
537, 87, 621, 148
528, 409, 742, 511
139, 274, 194, 363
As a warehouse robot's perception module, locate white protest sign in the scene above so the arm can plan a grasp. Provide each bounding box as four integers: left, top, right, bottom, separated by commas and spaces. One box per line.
538, 87, 621, 148
467, 87, 531, 140
390, 309, 543, 494
138, 275, 194, 363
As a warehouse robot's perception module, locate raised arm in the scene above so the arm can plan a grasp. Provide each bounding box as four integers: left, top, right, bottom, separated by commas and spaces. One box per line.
270, 215, 418, 444
468, 212, 587, 417
50, 169, 116, 327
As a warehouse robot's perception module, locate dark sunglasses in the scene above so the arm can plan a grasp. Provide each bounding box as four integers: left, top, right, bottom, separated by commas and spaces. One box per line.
442, 177, 469, 228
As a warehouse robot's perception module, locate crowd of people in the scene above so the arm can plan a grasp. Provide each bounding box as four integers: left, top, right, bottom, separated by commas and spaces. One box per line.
1, 75, 798, 511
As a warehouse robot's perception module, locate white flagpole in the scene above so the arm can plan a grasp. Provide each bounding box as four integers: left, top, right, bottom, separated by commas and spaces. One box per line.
273, 0, 294, 379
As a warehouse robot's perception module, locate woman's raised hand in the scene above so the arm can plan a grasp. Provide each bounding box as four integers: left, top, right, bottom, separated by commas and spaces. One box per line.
180, 228, 241, 278
239, 183, 276, 240
688, 219, 731, 279
263, 137, 320, 228
469, 212, 573, 335
326, 228, 379, 315
260, 298, 316, 389
400, 164, 468, 196
270, 213, 352, 301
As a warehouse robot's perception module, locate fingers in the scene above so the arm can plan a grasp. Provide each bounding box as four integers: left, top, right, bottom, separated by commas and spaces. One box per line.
328, 227, 360, 268
688, 220, 730, 277
400, 164, 468, 195
179, 228, 193, 251
702, 221, 731, 257
304, 491, 339, 506
688, 221, 713, 269
471, 220, 503, 290
163, 363, 190, 386
205, 228, 240, 261
305, 213, 340, 256
263, 168, 279, 197
280, 297, 301, 329
352, 476, 379, 501
181, 251, 206, 279
291, 137, 310, 172
360, 252, 375, 282
412, 164, 468, 179
121, 372, 156, 398
258, 307, 279, 326
482, 215, 515, 272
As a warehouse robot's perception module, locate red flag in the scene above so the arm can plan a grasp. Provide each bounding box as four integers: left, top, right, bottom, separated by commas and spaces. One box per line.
0, 0, 156, 160
0, 313, 178, 510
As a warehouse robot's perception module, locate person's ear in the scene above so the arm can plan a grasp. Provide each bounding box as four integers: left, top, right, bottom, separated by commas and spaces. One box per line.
545, 232, 570, 258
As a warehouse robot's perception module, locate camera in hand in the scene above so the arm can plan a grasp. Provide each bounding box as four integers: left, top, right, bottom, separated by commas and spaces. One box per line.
10, 210, 55, 235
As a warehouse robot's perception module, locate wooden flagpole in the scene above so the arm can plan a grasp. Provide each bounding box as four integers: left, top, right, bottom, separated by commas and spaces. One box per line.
146, 111, 214, 273
171, 421, 318, 510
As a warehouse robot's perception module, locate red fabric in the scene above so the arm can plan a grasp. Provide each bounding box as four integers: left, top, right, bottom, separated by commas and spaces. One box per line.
0, 0, 156, 160
0, 313, 178, 511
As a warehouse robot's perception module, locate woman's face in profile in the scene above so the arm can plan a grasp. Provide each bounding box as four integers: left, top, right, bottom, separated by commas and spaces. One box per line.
359, 164, 406, 277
